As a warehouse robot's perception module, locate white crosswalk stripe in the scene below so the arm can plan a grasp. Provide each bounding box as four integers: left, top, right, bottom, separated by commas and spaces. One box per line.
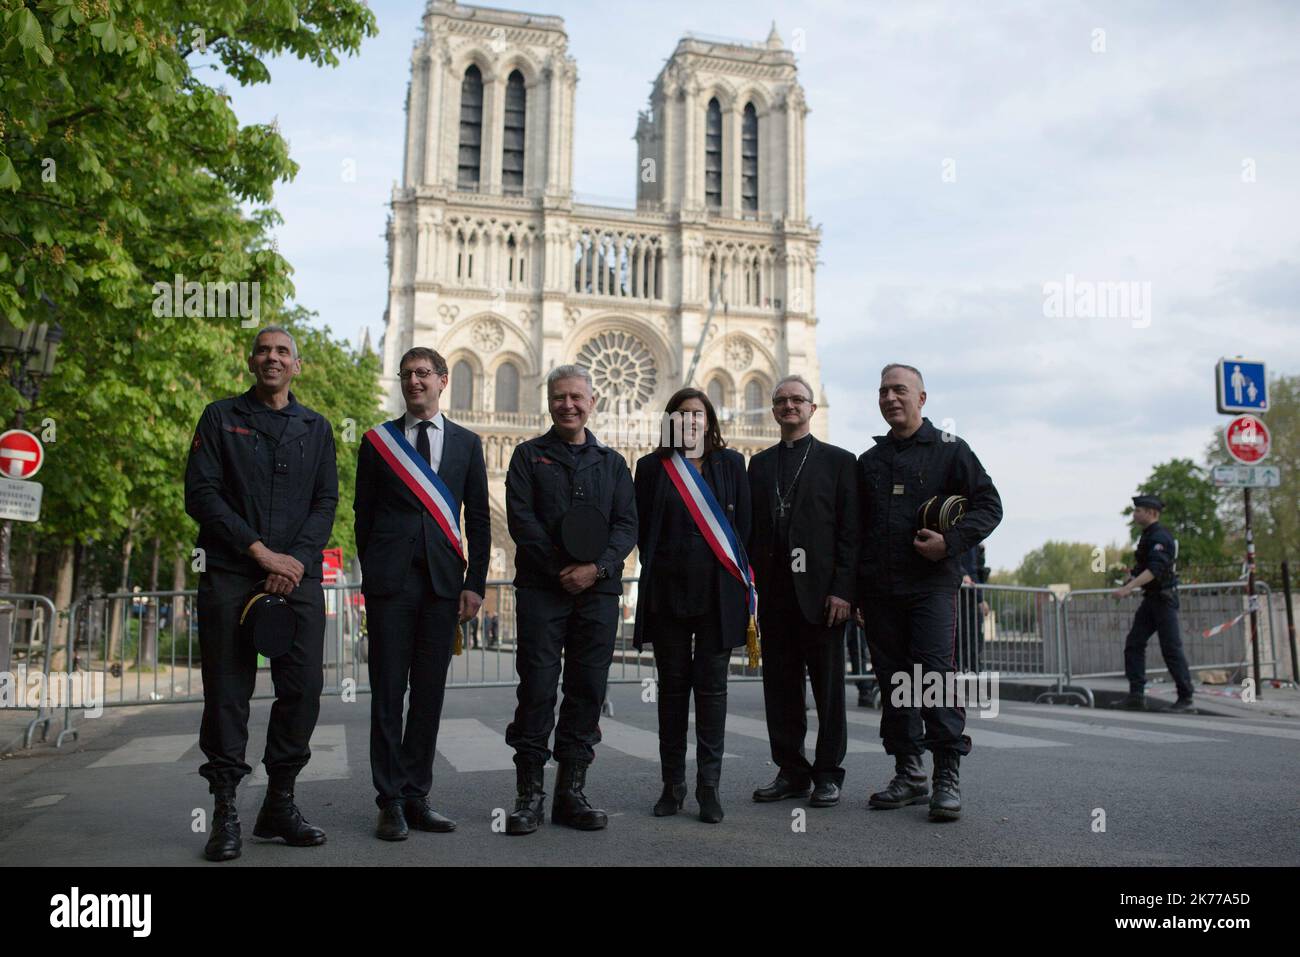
843, 710, 1069, 749
600, 717, 736, 762
88, 734, 198, 768
980, 712, 1226, 744
720, 712, 884, 753
83, 702, 1298, 779
248, 724, 350, 785
1009, 707, 1300, 742
436, 718, 515, 771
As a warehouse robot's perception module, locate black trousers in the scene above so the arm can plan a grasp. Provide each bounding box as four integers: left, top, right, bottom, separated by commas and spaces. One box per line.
758, 592, 847, 787
649, 612, 729, 786
862, 590, 972, 757
506, 587, 619, 767
366, 559, 459, 808
1124, 591, 1194, 698
197, 568, 325, 793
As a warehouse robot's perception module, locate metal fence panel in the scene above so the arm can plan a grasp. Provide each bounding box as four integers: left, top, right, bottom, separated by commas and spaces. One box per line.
1063, 582, 1279, 683
0, 594, 59, 748
52, 580, 1079, 724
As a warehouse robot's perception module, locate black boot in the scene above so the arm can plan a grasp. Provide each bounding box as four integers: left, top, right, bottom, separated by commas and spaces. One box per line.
552, 761, 608, 830
929, 751, 961, 821
505, 762, 545, 836
696, 780, 724, 824
204, 788, 241, 862
868, 753, 929, 809
654, 782, 687, 817
252, 785, 327, 846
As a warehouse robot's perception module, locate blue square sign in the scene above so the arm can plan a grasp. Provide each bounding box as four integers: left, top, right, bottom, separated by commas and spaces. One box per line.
1217, 358, 1268, 414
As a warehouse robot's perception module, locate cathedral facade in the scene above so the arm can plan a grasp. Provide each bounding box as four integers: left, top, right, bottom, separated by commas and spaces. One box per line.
380, 0, 826, 580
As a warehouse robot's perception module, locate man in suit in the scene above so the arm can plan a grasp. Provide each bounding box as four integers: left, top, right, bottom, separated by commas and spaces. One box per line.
354, 347, 491, 841
749, 374, 859, 808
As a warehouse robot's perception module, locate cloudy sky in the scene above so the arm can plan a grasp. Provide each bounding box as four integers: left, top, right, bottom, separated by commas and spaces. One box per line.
222, 0, 1300, 569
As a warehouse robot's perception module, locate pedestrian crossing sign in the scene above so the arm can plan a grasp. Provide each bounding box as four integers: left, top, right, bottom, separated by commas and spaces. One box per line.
1216, 358, 1267, 414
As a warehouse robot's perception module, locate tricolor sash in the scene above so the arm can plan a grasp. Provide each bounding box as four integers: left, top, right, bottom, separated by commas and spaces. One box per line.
662, 451, 761, 662
364, 420, 464, 561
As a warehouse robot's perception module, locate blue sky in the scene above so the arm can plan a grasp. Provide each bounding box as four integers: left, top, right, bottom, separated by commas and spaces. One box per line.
220, 0, 1300, 569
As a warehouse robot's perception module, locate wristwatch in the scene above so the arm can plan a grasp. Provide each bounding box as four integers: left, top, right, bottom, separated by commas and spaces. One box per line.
596, 564, 610, 581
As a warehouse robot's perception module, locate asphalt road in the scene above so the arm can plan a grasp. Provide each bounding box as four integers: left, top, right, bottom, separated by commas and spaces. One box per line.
2, 679, 1297, 867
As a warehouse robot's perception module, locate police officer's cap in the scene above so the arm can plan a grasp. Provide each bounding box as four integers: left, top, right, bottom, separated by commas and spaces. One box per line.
1132, 494, 1164, 511
239, 585, 296, 658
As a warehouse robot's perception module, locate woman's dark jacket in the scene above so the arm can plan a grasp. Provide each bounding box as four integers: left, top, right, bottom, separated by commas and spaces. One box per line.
632, 447, 752, 650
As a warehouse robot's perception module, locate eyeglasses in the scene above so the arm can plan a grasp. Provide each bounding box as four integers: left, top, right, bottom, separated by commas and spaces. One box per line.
398, 368, 441, 381
772, 395, 811, 407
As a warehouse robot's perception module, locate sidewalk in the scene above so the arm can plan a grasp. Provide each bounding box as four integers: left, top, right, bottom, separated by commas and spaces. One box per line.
1002, 675, 1300, 720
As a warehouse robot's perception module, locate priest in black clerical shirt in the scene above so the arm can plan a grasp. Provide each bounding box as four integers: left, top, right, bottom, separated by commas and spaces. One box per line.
746, 374, 859, 808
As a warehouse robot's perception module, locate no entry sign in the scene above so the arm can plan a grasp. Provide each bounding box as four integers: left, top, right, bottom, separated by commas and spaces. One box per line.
0, 429, 43, 479
1224, 415, 1270, 465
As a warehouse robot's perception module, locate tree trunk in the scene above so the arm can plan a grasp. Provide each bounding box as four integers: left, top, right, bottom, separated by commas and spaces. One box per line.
49, 545, 75, 672
141, 537, 161, 669
171, 549, 188, 651
31, 541, 57, 602
106, 524, 135, 667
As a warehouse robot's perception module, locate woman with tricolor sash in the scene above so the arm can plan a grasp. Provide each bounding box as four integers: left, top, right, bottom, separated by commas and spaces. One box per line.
633, 387, 754, 823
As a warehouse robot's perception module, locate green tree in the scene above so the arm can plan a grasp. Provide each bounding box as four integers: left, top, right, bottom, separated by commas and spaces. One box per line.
0, 0, 378, 615
1009, 540, 1129, 590
1125, 457, 1231, 564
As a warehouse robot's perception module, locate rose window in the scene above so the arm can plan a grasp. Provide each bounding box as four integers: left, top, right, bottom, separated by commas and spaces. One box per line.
574, 330, 658, 411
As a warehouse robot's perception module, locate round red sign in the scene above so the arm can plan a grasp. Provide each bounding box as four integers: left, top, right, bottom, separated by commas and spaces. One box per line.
1224, 415, 1270, 465
0, 429, 44, 479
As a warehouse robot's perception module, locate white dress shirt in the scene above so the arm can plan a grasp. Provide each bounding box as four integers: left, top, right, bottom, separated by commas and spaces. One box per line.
403, 410, 446, 472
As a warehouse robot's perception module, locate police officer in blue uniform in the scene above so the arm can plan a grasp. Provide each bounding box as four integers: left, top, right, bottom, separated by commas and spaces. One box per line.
1114, 494, 1195, 712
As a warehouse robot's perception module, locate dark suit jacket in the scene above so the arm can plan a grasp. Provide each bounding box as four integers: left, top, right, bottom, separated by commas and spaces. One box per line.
353, 415, 491, 600
748, 435, 859, 625
632, 448, 751, 650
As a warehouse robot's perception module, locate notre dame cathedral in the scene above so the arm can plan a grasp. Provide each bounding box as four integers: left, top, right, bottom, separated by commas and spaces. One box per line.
380, 0, 826, 579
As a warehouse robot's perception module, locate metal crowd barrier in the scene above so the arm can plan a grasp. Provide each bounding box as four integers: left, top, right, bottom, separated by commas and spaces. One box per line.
1062, 581, 1280, 684
62, 578, 1275, 734
53, 579, 1087, 734
0, 594, 59, 749
843, 583, 1076, 705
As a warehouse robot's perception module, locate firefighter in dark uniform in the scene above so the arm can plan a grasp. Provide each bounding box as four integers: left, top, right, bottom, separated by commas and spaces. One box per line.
855, 364, 1002, 821
1114, 494, 1195, 712
502, 364, 637, 835
184, 326, 338, 862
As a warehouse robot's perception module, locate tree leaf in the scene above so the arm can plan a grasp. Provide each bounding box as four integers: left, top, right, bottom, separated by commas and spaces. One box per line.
0, 154, 19, 191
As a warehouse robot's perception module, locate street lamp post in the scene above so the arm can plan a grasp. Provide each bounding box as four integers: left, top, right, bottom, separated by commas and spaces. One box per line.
0, 300, 63, 684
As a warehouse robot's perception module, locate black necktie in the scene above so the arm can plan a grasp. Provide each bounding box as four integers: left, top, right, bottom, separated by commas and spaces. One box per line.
416, 420, 433, 466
